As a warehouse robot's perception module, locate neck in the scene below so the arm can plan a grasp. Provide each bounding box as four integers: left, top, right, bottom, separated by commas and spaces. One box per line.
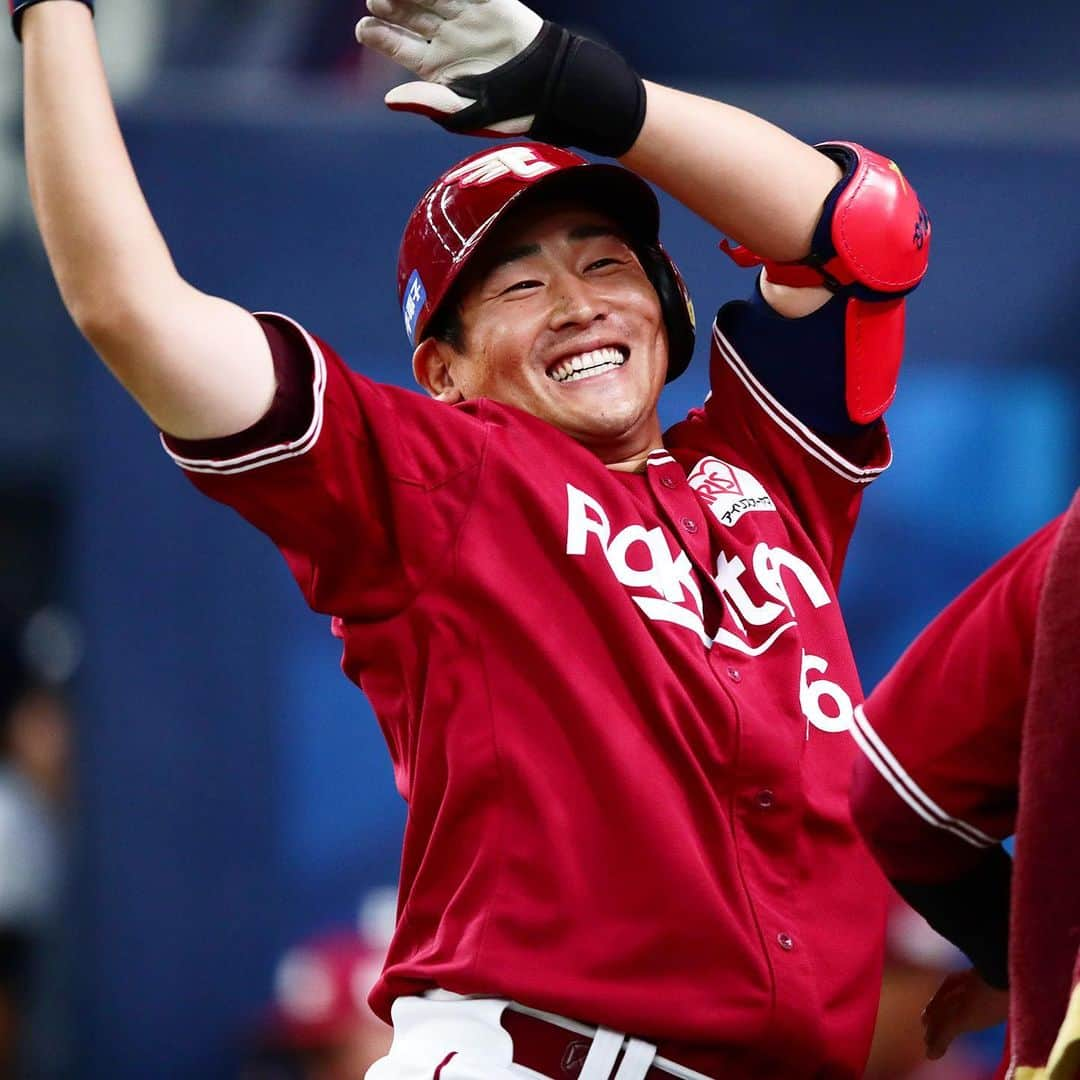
603, 444, 661, 474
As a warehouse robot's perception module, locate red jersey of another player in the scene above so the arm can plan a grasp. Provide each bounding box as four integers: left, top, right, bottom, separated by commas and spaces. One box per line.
851, 516, 1062, 883
162, 301, 891, 1079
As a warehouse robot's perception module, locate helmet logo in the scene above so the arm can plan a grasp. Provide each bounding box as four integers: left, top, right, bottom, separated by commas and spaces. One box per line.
445, 147, 558, 188
402, 269, 428, 344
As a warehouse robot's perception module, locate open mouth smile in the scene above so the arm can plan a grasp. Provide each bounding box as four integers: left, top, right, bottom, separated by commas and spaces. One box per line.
547, 346, 629, 384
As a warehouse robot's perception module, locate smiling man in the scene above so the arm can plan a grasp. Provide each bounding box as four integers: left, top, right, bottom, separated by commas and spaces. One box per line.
413, 196, 671, 468
12, 0, 930, 1077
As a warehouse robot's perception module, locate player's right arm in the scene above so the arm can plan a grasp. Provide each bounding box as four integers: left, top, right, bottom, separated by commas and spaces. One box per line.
19, 1, 275, 441
18, 3, 487, 625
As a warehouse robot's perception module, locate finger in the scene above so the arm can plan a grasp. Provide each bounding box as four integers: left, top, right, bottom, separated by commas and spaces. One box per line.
485, 115, 534, 135
406, 0, 471, 17
925, 1012, 963, 1060
922, 986, 962, 1023
355, 17, 430, 71
922, 992, 961, 1056
921, 971, 967, 1020
923, 986, 964, 1026
384, 83, 534, 136
924, 992, 974, 1061
923, 1008, 954, 1059
385, 81, 475, 118
365, 0, 444, 41
925, 1036, 951, 1060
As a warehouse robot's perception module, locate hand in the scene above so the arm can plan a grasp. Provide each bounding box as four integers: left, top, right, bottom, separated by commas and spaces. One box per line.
922, 969, 1010, 1060
356, 0, 544, 136
356, 0, 647, 157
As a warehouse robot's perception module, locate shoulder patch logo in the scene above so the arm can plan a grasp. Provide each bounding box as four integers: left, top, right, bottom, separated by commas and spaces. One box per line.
688, 457, 775, 527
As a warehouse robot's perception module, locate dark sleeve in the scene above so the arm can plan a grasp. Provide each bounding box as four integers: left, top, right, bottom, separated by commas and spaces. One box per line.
893, 845, 1013, 989
716, 282, 867, 438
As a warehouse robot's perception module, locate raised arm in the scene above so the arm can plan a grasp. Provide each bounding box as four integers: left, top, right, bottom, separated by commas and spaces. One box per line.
357, 1, 837, 262
16, 0, 275, 439
358, 0, 929, 419
356, 0, 930, 332
620, 83, 838, 265
621, 83, 843, 318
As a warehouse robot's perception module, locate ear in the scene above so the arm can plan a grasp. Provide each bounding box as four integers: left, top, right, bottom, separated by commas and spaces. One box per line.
412, 337, 465, 404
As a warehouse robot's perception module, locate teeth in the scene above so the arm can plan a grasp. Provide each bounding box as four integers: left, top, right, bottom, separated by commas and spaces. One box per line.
549, 347, 626, 383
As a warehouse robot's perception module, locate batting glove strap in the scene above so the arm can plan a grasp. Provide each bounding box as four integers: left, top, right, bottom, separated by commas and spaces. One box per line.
11, 0, 94, 41
444, 21, 646, 158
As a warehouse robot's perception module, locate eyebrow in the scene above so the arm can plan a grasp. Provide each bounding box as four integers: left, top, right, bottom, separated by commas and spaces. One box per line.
484, 224, 627, 275
486, 242, 542, 274
569, 224, 624, 243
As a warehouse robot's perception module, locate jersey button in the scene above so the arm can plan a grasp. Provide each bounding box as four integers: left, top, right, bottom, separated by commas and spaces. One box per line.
681, 517, 699, 533
755, 789, 775, 809
660, 476, 676, 489
777, 932, 794, 952
726, 666, 741, 683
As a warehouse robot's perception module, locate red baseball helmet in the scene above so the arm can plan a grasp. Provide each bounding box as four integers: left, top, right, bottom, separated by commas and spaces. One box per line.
397, 142, 696, 382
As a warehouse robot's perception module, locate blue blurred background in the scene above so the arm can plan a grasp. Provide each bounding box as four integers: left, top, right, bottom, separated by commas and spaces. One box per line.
1, 1, 1077, 1076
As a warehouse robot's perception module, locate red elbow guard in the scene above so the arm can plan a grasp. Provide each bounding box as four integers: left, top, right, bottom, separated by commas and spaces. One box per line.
722, 142, 931, 424
812, 141, 931, 297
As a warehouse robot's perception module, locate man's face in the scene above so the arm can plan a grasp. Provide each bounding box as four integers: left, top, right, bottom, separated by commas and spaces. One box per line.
414, 200, 669, 466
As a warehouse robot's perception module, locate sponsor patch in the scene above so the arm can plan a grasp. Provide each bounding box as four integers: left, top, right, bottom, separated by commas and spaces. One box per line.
402, 269, 427, 343
687, 456, 775, 527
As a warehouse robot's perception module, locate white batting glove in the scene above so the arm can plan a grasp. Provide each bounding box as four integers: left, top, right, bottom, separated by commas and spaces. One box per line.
356, 0, 544, 136
356, 0, 648, 157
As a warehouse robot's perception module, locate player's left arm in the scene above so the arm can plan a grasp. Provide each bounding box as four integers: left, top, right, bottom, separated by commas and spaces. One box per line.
358, 0, 930, 429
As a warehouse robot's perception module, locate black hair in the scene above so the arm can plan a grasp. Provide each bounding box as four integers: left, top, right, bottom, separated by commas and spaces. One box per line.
423, 300, 466, 353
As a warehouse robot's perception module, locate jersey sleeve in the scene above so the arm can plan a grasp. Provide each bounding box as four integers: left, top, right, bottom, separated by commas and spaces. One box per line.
716, 282, 862, 438
667, 293, 893, 581
849, 517, 1062, 882
160, 313, 487, 620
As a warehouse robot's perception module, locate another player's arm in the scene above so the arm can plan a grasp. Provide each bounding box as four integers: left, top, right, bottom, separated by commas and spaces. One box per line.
849, 522, 1061, 1001
18, 1, 275, 440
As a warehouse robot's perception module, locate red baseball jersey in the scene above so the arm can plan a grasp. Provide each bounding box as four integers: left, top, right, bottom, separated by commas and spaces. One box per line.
162, 308, 892, 1079
851, 516, 1062, 882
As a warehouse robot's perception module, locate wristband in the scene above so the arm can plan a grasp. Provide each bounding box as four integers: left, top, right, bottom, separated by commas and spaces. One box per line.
11, 0, 94, 42
444, 21, 647, 158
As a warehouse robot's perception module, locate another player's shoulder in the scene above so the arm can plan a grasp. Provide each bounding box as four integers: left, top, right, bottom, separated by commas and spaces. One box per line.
869, 514, 1066, 706
971, 514, 1065, 615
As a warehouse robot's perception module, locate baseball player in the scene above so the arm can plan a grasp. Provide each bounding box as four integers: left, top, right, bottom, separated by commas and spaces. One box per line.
11, 0, 930, 1077
850, 493, 1080, 1077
